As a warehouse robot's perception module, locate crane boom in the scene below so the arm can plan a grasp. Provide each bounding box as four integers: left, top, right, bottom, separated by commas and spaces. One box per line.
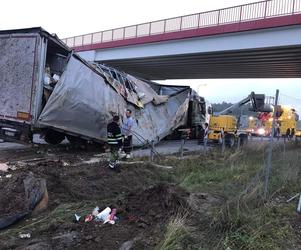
217, 92, 270, 115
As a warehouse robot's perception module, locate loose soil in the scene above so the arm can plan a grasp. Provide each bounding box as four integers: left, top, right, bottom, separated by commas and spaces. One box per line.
0, 150, 190, 250
0, 173, 27, 216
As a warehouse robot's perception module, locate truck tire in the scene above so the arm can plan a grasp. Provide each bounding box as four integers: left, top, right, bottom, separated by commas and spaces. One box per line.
66, 135, 87, 145
225, 134, 235, 148
44, 130, 65, 145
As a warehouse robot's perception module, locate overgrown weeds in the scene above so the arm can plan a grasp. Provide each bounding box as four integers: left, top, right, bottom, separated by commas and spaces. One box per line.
159, 142, 301, 249
159, 213, 190, 250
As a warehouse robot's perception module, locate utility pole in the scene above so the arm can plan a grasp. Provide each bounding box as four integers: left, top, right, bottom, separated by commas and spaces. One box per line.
264, 89, 279, 199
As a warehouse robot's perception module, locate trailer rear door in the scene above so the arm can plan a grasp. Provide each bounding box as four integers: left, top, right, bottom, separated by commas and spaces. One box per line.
0, 35, 38, 122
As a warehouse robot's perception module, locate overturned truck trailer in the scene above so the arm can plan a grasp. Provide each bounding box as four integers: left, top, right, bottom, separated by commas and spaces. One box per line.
0, 27, 197, 146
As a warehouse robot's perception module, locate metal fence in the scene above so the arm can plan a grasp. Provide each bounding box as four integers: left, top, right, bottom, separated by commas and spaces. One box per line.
62, 0, 301, 48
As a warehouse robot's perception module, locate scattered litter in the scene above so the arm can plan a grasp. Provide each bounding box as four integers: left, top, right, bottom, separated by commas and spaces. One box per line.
109, 208, 116, 221
5, 174, 12, 178
92, 206, 100, 216
96, 207, 111, 222
119, 240, 134, 250
19, 233, 31, 239
74, 214, 81, 222
84, 214, 93, 222
81, 207, 118, 224
287, 193, 300, 203
81, 157, 102, 165
8, 165, 17, 171
62, 161, 69, 167
0, 163, 9, 172
104, 219, 115, 225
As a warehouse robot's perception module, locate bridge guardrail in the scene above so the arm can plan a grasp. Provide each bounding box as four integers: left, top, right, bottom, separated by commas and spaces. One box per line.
62, 0, 301, 48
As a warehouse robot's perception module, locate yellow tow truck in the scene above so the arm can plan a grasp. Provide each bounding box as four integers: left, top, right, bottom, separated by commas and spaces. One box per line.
208, 92, 272, 147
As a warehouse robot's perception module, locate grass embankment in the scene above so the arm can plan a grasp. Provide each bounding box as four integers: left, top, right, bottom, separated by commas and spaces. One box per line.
159, 142, 301, 250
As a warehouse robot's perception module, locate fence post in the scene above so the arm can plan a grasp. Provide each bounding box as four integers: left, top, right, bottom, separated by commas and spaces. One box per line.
135, 25, 138, 38
292, 0, 296, 14
297, 193, 301, 213
179, 17, 183, 30
221, 136, 225, 154
264, 0, 268, 18
237, 137, 241, 151
264, 89, 279, 199
150, 140, 155, 162
217, 10, 221, 25
91, 33, 94, 44
283, 138, 286, 159
180, 138, 185, 157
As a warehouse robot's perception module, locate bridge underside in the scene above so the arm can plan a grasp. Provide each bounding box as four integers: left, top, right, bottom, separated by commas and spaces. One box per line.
99, 45, 301, 80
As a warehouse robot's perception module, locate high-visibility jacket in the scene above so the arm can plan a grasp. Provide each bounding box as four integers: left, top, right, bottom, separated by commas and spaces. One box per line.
107, 121, 123, 146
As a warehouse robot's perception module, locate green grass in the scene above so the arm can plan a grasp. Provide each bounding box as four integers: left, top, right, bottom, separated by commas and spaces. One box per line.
159, 143, 301, 250
159, 214, 190, 250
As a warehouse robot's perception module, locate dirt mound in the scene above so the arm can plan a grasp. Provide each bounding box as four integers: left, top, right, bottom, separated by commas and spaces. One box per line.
124, 184, 189, 223
0, 173, 27, 216
0, 172, 47, 229
0, 159, 190, 249
25, 160, 164, 205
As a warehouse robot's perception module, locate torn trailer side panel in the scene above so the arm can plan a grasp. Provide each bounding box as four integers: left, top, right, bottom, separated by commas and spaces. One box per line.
38, 56, 190, 146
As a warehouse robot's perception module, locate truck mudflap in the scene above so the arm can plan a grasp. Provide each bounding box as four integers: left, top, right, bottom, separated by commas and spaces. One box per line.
0, 119, 32, 143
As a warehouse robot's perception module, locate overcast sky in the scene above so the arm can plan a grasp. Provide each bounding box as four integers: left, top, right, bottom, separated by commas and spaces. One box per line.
1, 0, 300, 109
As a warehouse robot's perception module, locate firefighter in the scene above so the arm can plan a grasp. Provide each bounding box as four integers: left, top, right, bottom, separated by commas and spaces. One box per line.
107, 115, 123, 169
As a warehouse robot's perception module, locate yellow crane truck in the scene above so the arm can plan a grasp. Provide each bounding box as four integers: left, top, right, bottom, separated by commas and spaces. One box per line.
208, 92, 272, 147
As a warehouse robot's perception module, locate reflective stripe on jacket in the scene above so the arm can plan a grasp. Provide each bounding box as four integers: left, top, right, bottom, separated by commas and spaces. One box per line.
107, 121, 123, 146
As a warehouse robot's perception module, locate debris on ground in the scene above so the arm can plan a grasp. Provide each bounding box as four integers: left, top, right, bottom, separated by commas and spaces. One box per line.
74, 214, 81, 222
84, 214, 93, 223
18, 233, 31, 239
0, 153, 190, 249
0, 162, 9, 172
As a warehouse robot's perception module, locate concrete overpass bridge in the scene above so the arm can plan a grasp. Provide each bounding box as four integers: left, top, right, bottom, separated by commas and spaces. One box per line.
62, 0, 301, 79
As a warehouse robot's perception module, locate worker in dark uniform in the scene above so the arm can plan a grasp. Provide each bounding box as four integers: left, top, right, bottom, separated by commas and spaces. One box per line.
291, 128, 295, 140
107, 115, 123, 169
286, 128, 291, 141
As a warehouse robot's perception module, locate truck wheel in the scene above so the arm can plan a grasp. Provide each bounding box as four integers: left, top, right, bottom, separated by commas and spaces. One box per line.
66, 135, 87, 145
225, 134, 235, 148
44, 130, 65, 145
